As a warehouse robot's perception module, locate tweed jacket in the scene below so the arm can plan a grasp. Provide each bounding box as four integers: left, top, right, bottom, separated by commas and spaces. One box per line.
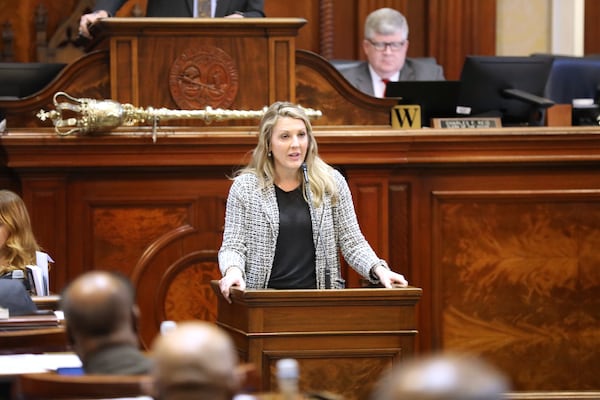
218, 168, 387, 289
341, 58, 445, 97
94, 0, 265, 17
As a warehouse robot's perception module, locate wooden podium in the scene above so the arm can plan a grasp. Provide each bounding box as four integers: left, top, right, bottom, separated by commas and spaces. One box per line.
211, 281, 422, 400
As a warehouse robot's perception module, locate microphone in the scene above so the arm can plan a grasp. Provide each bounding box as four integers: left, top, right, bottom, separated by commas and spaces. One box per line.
302, 162, 331, 289
301, 162, 309, 184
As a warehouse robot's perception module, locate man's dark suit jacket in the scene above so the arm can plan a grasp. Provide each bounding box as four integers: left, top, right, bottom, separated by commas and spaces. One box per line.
340, 58, 446, 97
94, 0, 265, 18
0, 279, 37, 316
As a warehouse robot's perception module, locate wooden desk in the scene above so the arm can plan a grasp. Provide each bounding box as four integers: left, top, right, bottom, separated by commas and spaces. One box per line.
32, 295, 60, 311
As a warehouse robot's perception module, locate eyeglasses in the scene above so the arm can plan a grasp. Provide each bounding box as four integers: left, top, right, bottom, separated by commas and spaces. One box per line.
366, 39, 407, 51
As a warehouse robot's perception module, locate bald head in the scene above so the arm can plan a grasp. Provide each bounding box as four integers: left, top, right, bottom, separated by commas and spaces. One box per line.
151, 321, 240, 399
61, 270, 136, 338
372, 353, 509, 400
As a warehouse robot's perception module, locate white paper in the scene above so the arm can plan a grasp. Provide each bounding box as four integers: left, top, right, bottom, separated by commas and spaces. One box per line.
0, 353, 82, 375
35, 251, 53, 296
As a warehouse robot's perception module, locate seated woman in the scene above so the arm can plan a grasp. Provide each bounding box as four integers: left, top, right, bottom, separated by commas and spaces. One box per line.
0, 190, 52, 303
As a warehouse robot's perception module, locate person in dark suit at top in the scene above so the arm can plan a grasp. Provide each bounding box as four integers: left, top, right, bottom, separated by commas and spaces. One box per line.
341, 7, 445, 98
79, 0, 265, 38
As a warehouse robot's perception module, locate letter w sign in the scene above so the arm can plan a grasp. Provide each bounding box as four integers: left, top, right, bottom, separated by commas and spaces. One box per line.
391, 105, 421, 129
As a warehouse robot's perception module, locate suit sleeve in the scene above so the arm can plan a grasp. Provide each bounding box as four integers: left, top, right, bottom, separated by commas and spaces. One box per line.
93, 0, 127, 15
240, 0, 265, 17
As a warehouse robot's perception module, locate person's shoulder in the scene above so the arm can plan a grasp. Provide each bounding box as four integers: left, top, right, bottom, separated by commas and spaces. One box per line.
339, 61, 369, 79
404, 57, 445, 78
329, 167, 348, 187
233, 172, 258, 185
231, 172, 262, 193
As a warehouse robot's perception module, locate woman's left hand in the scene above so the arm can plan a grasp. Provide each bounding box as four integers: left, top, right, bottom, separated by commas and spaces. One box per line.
374, 266, 408, 288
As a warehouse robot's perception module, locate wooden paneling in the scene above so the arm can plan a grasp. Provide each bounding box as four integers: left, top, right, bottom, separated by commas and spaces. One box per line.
585, 0, 600, 55
435, 189, 600, 389
428, 0, 496, 79
3, 126, 600, 394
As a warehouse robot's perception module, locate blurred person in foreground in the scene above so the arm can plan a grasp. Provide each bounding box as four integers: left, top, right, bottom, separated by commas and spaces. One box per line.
149, 320, 241, 400
371, 352, 510, 400
60, 270, 152, 374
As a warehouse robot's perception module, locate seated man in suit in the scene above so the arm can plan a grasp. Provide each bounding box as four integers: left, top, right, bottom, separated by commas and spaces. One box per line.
370, 352, 509, 400
341, 7, 445, 98
60, 270, 152, 375
149, 320, 241, 400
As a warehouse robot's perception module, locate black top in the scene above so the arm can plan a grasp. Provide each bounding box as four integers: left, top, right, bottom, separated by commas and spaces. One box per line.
269, 185, 316, 289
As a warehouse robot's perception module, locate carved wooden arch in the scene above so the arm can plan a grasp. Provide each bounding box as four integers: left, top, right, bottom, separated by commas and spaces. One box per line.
131, 224, 221, 349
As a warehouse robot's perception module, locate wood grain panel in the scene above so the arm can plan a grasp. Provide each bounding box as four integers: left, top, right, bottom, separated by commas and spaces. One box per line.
266, 350, 398, 400
428, 0, 496, 80
20, 178, 68, 294
389, 182, 410, 279
433, 190, 600, 390
585, 0, 600, 55
264, 1, 319, 53
132, 225, 221, 348
347, 172, 390, 258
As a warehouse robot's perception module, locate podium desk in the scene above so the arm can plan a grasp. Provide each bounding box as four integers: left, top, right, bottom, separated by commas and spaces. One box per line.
211, 282, 422, 400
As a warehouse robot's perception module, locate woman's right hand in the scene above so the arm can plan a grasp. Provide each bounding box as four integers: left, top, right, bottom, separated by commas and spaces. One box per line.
219, 267, 246, 304
78, 10, 109, 39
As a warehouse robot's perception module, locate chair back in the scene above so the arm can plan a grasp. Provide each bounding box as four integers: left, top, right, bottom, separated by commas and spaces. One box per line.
14, 372, 152, 400
545, 57, 600, 103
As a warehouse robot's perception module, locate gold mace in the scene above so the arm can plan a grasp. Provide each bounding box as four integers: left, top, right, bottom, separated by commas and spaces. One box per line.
37, 92, 323, 143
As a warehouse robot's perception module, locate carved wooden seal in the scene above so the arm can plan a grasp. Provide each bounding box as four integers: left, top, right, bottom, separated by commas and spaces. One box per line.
169, 46, 239, 109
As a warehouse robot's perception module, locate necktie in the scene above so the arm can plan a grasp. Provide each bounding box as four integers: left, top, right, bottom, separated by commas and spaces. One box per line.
382, 78, 390, 97
194, 0, 211, 17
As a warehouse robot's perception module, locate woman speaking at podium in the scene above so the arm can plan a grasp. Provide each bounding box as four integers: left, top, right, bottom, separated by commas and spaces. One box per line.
218, 102, 408, 302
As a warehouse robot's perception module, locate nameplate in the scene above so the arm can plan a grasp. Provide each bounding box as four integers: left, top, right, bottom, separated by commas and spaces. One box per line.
391, 105, 421, 129
432, 117, 502, 129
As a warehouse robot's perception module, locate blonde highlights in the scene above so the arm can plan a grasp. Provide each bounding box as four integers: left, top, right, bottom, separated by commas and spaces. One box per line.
238, 101, 337, 207
0, 190, 40, 274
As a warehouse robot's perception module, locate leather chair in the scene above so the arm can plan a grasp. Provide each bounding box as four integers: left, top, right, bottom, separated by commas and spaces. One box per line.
539, 55, 600, 104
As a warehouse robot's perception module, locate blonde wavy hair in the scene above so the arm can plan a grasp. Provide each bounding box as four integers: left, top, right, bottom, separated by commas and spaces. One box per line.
0, 190, 40, 275
237, 101, 338, 207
